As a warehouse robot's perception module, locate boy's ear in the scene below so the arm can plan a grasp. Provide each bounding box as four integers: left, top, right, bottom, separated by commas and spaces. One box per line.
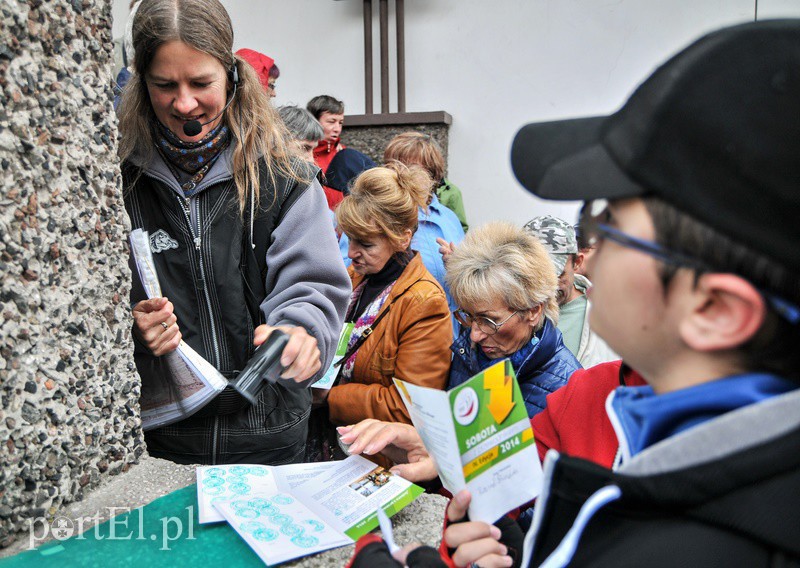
679, 274, 766, 352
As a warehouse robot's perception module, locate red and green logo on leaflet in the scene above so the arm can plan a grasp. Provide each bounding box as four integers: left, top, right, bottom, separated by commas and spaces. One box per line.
449, 360, 535, 483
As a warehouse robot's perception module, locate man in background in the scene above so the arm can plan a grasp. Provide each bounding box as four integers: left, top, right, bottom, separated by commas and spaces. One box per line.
526, 215, 616, 367
307, 95, 346, 209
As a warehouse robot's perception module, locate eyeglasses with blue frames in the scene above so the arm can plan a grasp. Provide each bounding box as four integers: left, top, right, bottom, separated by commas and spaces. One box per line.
579, 199, 800, 324
453, 309, 521, 335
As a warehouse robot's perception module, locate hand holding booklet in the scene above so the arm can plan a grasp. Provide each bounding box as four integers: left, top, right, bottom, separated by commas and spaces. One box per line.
129, 228, 227, 431
395, 359, 544, 523
196, 455, 423, 566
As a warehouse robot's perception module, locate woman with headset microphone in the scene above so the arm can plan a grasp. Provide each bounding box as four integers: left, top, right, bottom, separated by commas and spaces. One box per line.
116, 0, 350, 465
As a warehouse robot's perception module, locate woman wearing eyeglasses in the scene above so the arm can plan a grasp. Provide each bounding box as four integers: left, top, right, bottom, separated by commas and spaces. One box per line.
447, 222, 581, 417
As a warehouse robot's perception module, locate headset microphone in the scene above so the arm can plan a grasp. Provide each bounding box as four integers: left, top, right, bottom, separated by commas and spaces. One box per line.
182, 64, 239, 137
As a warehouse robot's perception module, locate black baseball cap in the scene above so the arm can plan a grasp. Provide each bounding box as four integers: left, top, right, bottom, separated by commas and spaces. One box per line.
511, 20, 800, 273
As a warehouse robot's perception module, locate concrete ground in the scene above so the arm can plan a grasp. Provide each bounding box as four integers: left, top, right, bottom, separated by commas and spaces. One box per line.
1, 455, 447, 565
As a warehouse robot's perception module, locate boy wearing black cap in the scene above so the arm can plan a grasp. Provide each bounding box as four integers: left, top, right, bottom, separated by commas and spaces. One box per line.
441, 20, 800, 568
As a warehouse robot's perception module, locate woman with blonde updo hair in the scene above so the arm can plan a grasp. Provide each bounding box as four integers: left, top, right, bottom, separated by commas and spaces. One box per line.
118, 0, 350, 465
308, 163, 452, 461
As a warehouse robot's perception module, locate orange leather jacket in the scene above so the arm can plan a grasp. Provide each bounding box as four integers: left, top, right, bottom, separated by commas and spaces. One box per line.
328, 253, 452, 425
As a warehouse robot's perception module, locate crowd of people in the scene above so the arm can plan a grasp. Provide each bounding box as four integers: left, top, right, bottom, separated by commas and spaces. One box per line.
116, 0, 800, 566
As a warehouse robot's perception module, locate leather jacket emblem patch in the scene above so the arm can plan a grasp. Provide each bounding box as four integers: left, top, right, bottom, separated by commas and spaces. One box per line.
150, 229, 179, 254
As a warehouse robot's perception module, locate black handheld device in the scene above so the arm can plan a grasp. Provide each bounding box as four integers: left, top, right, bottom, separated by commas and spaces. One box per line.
231, 330, 289, 404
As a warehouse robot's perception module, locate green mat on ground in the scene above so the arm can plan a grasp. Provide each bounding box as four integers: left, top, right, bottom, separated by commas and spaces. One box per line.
1, 485, 265, 567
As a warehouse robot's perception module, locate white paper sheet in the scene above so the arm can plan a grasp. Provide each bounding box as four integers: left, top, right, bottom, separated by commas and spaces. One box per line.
198, 456, 424, 566
196, 462, 338, 524
214, 491, 352, 566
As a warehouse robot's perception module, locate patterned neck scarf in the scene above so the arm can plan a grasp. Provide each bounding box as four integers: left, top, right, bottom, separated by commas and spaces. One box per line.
340, 281, 397, 382
155, 121, 231, 175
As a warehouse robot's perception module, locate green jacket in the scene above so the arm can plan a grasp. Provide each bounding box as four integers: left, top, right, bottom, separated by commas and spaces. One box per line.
436, 178, 469, 232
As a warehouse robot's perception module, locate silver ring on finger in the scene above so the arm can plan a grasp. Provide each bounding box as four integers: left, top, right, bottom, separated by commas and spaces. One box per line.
160, 321, 169, 331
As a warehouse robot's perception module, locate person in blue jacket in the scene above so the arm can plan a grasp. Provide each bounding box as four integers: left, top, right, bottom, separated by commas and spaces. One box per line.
446, 221, 580, 417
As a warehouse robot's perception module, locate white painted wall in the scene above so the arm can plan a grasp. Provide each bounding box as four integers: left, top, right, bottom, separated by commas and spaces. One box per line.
112, 0, 800, 227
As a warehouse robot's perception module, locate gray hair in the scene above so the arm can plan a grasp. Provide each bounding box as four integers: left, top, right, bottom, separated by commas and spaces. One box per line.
278, 105, 324, 142
446, 221, 560, 329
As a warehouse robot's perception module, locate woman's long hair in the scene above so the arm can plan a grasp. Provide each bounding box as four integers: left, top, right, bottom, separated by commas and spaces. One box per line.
117, 0, 302, 213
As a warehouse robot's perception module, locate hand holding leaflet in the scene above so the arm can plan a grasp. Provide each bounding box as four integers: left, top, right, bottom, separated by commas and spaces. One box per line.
129, 229, 227, 430
395, 359, 544, 523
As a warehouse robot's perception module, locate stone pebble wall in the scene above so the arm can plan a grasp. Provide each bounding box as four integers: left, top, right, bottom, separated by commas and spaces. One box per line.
0, 0, 143, 547
342, 123, 450, 171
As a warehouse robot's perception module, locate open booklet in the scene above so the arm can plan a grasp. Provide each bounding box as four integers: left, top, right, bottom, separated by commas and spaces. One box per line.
196, 455, 424, 566
395, 359, 544, 523
129, 229, 227, 431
